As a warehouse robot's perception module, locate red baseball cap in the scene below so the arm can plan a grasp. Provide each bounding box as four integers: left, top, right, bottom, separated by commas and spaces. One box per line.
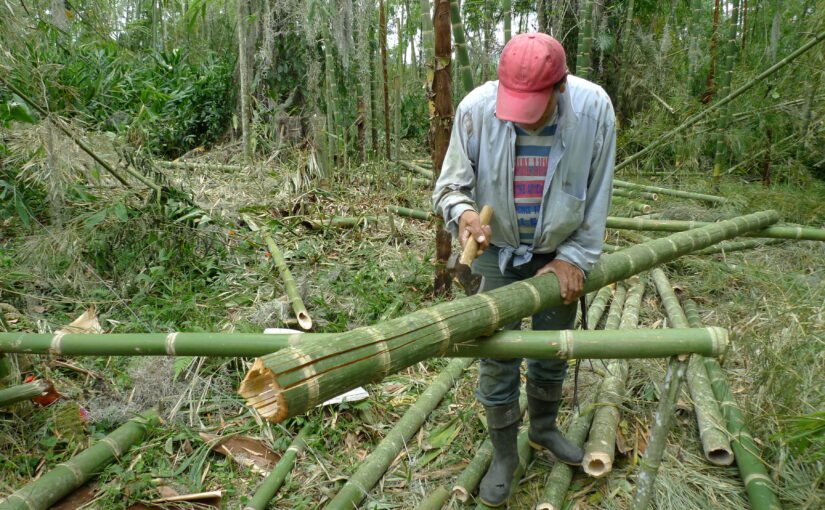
496, 33, 567, 124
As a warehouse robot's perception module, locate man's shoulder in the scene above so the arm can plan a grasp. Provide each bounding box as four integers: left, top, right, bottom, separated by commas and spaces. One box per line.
457, 81, 499, 114
567, 75, 614, 121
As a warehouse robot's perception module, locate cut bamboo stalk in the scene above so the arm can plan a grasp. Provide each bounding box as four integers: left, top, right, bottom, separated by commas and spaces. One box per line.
305, 215, 380, 230
692, 238, 784, 256
244, 424, 312, 510
586, 286, 614, 329
0, 380, 49, 408
155, 160, 245, 172
398, 159, 435, 178
0, 410, 159, 510
0, 328, 728, 359
387, 205, 433, 221
606, 216, 825, 242
613, 188, 658, 201
612, 196, 653, 214
582, 279, 645, 478
452, 395, 528, 502
239, 211, 778, 424
684, 300, 783, 510
613, 180, 726, 204
244, 215, 312, 330
415, 486, 450, 510
651, 270, 732, 467
325, 358, 472, 510
459, 206, 493, 265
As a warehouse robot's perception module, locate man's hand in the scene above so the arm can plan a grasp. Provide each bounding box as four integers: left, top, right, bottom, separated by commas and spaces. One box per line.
458, 210, 492, 256
536, 259, 584, 305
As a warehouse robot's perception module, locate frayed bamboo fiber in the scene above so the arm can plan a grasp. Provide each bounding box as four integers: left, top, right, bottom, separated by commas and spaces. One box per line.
239, 211, 779, 423
325, 358, 472, 510
582, 279, 645, 478
684, 300, 783, 510
0, 410, 158, 510
0, 380, 49, 408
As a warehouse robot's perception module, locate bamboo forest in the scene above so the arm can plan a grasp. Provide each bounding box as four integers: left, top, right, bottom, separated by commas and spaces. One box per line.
1, 0, 824, 509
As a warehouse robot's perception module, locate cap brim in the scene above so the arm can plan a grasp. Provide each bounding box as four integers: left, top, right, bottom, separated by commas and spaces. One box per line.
495, 84, 554, 124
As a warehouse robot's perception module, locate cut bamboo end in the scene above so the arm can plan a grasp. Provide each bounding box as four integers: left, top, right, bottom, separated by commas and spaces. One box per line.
707, 447, 735, 466
708, 326, 729, 357
650, 193, 659, 201
535, 504, 559, 510
239, 358, 287, 423
450, 486, 470, 503
297, 312, 313, 331
640, 204, 653, 214
582, 452, 612, 478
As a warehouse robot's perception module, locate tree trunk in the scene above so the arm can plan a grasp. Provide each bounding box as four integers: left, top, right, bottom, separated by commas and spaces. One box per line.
432, 0, 454, 297
537, 0, 549, 34
379, 0, 391, 160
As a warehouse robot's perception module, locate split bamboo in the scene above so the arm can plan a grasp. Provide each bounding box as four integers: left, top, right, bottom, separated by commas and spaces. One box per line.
325, 358, 472, 510
684, 300, 783, 510
450, 0, 475, 96
612, 188, 658, 201
244, 216, 312, 330
615, 29, 825, 171
387, 205, 433, 221
613, 180, 726, 204
606, 216, 825, 242
0, 380, 48, 408
239, 211, 779, 423
612, 196, 653, 214
0, 328, 727, 359
452, 395, 527, 502
535, 283, 628, 509
0, 410, 159, 510
244, 424, 312, 510
582, 279, 645, 478
650, 275, 730, 468
415, 486, 449, 510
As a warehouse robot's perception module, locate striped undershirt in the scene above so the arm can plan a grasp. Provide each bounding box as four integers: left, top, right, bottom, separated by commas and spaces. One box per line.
514, 117, 557, 244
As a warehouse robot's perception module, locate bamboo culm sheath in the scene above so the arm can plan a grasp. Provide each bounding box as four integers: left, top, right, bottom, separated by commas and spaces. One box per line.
0, 410, 159, 510
239, 210, 778, 423
684, 300, 783, 510
0, 328, 728, 360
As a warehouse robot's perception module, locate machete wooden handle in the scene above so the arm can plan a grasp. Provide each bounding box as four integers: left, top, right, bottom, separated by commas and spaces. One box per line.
459, 205, 494, 266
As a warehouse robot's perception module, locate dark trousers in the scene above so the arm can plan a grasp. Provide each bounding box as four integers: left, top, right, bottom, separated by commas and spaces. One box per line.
472, 247, 577, 407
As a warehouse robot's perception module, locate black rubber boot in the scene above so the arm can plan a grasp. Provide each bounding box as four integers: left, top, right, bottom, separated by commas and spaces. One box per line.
526, 379, 583, 465
478, 400, 521, 507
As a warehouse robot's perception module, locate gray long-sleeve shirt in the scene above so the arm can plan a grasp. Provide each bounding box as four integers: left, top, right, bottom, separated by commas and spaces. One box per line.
432, 75, 616, 274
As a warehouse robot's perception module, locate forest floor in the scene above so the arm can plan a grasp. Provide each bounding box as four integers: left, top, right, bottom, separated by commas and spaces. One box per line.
1, 139, 824, 509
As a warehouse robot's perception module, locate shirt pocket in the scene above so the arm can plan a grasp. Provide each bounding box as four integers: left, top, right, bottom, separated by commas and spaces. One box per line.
540, 189, 586, 246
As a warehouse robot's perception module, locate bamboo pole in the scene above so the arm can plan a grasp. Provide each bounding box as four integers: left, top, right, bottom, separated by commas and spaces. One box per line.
243, 216, 312, 330
450, 0, 475, 96
612, 196, 653, 214
0, 380, 49, 408
415, 486, 450, 510
582, 279, 645, 478
379, 0, 391, 160
398, 160, 435, 178
0, 76, 159, 194
244, 424, 312, 510
606, 216, 825, 242
387, 205, 433, 221
692, 238, 784, 256
0, 328, 727, 359
612, 188, 658, 201
155, 160, 246, 172
613, 179, 726, 204
325, 358, 472, 510
535, 283, 627, 509
452, 395, 528, 502
0, 410, 159, 510
586, 285, 613, 328
305, 216, 380, 230
684, 300, 783, 510
615, 29, 825, 171
239, 211, 779, 423
502, 0, 511, 44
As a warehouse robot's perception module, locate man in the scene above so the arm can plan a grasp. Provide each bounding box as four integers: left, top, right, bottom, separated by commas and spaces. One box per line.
432, 33, 615, 507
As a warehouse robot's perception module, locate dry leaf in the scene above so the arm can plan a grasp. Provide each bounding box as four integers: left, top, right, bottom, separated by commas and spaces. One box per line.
51, 485, 96, 509
199, 433, 280, 473
58, 306, 103, 334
